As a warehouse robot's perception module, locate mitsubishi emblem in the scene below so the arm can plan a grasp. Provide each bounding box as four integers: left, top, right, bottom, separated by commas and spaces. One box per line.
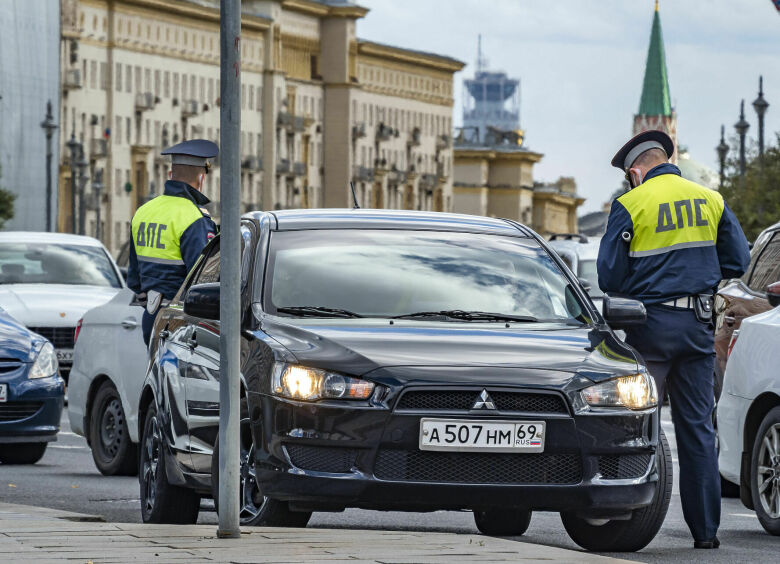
472, 389, 496, 410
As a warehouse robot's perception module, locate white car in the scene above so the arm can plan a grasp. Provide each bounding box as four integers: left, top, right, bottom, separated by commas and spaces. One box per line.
0, 232, 124, 384
547, 234, 603, 311
717, 281, 780, 535
68, 288, 147, 475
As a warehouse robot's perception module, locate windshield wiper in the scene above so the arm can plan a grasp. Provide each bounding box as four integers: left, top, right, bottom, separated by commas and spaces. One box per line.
391, 310, 538, 323
276, 306, 364, 318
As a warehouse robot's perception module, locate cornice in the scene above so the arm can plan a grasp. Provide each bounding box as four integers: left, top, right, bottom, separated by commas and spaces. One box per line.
282, 0, 368, 19
358, 41, 465, 73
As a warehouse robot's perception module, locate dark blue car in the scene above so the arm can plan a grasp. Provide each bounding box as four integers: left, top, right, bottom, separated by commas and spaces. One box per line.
0, 307, 64, 464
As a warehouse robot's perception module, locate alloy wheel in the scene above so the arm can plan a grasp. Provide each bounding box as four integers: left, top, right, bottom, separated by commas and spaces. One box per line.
142, 416, 161, 514
239, 418, 266, 523
757, 423, 780, 519
99, 397, 125, 458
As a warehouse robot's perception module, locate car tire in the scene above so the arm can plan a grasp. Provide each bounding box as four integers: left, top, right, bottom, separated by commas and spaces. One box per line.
139, 404, 200, 524
750, 406, 780, 536
89, 381, 138, 476
474, 508, 532, 536
211, 423, 311, 528
0, 442, 47, 464
561, 429, 672, 552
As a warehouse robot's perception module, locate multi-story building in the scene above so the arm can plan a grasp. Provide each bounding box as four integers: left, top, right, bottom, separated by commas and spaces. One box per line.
57, 0, 464, 254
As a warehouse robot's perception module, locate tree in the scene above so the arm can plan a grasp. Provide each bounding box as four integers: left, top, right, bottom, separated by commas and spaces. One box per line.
720, 133, 780, 242
0, 165, 15, 229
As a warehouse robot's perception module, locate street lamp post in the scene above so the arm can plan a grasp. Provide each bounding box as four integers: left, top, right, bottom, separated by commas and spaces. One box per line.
40, 101, 58, 232
76, 150, 89, 236
92, 169, 104, 240
716, 125, 729, 190
65, 133, 82, 234
753, 76, 769, 160
734, 100, 750, 178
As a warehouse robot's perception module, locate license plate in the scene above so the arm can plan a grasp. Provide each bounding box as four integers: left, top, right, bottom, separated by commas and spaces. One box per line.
419, 418, 545, 453
56, 349, 73, 362
0, 383, 6, 402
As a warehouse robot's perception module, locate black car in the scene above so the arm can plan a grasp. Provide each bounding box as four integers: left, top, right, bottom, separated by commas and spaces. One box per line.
138, 209, 669, 552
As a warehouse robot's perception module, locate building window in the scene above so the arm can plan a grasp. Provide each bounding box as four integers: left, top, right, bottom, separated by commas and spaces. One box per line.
154, 70, 161, 97
199, 77, 205, 103
248, 85, 254, 111
90, 60, 97, 89
164, 71, 170, 98
134, 66, 141, 93
173, 73, 179, 99
126, 65, 132, 93
144, 68, 151, 92
208, 78, 214, 104
126, 117, 131, 144
115, 117, 121, 145
114, 169, 122, 196
115, 63, 122, 91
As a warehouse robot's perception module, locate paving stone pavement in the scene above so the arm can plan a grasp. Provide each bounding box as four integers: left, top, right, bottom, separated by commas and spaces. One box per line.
0, 502, 640, 564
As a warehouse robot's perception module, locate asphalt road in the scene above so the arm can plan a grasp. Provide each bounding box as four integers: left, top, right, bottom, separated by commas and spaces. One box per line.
0, 410, 776, 563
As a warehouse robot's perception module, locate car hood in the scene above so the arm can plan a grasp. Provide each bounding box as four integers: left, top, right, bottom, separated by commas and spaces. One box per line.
0, 285, 121, 327
0, 309, 38, 362
259, 317, 641, 384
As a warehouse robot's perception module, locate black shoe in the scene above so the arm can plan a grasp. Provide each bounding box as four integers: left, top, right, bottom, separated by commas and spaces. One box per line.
694, 536, 720, 549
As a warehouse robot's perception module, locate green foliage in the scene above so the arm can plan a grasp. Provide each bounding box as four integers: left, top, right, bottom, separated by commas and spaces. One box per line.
0, 165, 16, 230
720, 134, 780, 242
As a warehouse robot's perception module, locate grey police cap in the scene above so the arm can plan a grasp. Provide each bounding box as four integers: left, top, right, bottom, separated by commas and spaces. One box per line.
161, 139, 219, 168
611, 130, 674, 171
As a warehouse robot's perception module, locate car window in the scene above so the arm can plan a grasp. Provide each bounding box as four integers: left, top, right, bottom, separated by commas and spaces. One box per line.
577, 259, 604, 298
263, 229, 587, 323
748, 232, 780, 292
195, 244, 220, 285
0, 243, 120, 287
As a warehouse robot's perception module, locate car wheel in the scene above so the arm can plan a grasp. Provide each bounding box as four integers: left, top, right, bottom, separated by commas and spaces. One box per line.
89, 381, 138, 476
212, 418, 311, 528
750, 406, 780, 535
0, 442, 47, 465
139, 404, 200, 524
474, 508, 532, 536
561, 429, 672, 552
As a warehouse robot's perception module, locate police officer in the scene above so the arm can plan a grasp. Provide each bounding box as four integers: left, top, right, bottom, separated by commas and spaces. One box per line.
597, 130, 751, 549
127, 139, 219, 345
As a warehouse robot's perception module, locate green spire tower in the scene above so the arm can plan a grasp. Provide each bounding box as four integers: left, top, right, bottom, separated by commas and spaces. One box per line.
633, 0, 678, 162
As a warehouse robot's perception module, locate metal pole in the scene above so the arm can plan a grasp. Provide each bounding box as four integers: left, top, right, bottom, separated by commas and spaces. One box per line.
93, 169, 104, 240
735, 100, 749, 178
217, 0, 241, 539
41, 101, 58, 232
77, 152, 89, 236
66, 133, 80, 234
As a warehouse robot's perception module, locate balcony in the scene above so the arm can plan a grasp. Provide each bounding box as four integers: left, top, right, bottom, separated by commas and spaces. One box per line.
276, 159, 291, 174
135, 92, 155, 112
90, 138, 108, 159
293, 162, 307, 176
181, 99, 199, 118
241, 156, 263, 171
376, 122, 397, 142
436, 134, 451, 150
389, 168, 407, 184
419, 173, 438, 190
353, 166, 375, 182
293, 116, 306, 132
277, 112, 293, 129
407, 127, 421, 147
352, 123, 367, 140
63, 69, 82, 90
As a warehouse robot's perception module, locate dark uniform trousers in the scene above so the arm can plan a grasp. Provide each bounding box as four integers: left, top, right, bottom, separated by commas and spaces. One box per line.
142, 311, 156, 346
626, 304, 720, 541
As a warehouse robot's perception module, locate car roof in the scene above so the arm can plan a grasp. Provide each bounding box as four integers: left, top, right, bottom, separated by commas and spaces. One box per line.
0, 232, 107, 247
245, 209, 534, 237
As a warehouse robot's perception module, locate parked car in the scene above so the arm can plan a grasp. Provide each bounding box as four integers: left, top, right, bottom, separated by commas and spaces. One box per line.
547, 233, 604, 310
714, 221, 780, 399
716, 281, 780, 535
0, 306, 65, 464
138, 209, 670, 552
0, 233, 125, 384
68, 288, 146, 475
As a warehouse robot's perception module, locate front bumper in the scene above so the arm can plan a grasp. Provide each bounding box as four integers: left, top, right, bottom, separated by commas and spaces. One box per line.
0, 365, 64, 443
249, 387, 659, 513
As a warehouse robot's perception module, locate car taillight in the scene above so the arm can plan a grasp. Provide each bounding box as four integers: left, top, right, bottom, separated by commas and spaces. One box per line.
727, 329, 740, 359
74, 319, 83, 344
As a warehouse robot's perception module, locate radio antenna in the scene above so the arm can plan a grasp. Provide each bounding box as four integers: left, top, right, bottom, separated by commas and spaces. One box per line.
350, 181, 360, 209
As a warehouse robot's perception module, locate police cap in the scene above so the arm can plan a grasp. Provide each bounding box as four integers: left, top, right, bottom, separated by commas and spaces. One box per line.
161, 139, 219, 171
611, 130, 674, 171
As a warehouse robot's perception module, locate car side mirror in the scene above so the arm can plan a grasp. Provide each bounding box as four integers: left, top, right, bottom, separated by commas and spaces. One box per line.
184, 283, 220, 320
602, 294, 646, 328
767, 282, 780, 308
578, 277, 592, 292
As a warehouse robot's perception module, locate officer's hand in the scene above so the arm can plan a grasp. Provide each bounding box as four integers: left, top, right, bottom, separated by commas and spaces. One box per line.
133, 292, 148, 307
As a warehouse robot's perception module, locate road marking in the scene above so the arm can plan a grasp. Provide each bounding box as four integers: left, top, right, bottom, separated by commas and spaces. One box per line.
58, 431, 80, 437
50, 445, 89, 450
731, 513, 758, 518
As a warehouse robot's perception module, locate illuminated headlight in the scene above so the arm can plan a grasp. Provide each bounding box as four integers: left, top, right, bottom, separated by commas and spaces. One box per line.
271, 363, 374, 401
29, 342, 59, 380
581, 373, 657, 411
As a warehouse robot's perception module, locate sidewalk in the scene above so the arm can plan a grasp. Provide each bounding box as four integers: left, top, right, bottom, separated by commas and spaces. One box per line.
0, 502, 639, 564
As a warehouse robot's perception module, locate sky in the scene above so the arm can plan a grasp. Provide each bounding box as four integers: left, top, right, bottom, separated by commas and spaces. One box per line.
357, 0, 780, 213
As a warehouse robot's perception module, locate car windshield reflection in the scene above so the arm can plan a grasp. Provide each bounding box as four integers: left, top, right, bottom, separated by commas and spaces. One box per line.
0, 243, 121, 288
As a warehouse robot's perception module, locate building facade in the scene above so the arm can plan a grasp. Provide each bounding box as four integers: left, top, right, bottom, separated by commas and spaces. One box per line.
57, 0, 463, 254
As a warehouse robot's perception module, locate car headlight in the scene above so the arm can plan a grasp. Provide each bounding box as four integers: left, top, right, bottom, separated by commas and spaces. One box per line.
272, 363, 374, 401
29, 342, 59, 380
581, 373, 657, 411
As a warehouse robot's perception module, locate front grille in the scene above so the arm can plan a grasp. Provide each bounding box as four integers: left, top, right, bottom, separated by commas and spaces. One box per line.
0, 360, 23, 374
598, 454, 652, 479
396, 390, 568, 414
285, 444, 359, 473
374, 449, 582, 484
28, 327, 75, 350
0, 401, 43, 422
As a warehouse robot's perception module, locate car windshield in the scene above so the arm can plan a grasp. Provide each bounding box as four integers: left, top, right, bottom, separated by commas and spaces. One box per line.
577, 259, 603, 297
263, 229, 587, 323
0, 243, 121, 288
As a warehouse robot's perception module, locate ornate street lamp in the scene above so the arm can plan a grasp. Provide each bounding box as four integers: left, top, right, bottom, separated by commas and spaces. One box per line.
40, 101, 58, 232
752, 76, 769, 159
734, 100, 750, 177
65, 133, 82, 234
92, 169, 104, 240
716, 125, 729, 189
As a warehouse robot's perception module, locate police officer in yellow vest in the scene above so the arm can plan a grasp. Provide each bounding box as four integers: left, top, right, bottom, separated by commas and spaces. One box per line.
597, 130, 751, 549
127, 139, 218, 345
